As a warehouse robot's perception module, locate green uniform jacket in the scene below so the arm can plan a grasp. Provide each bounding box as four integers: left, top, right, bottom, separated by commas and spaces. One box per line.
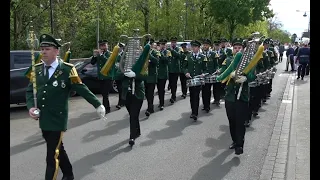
146, 49, 160, 83
202, 50, 219, 74
167, 46, 181, 73
256, 59, 265, 73
217, 48, 227, 67
183, 53, 207, 77
157, 49, 170, 80
110, 52, 124, 80
26, 60, 101, 131
179, 51, 190, 73
262, 51, 271, 70
223, 53, 256, 102
90, 51, 112, 80
120, 57, 145, 100
218, 55, 233, 74
267, 48, 277, 67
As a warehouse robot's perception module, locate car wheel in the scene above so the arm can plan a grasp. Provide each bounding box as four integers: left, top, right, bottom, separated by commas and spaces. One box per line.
112, 80, 118, 93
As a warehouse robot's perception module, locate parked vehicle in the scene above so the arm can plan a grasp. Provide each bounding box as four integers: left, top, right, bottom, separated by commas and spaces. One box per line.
10, 50, 41, 104
75, 58, 119, 94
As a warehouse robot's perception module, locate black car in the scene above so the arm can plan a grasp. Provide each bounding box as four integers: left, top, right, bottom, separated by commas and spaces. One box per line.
75, 58, 119, 94
10, 50, 41, 105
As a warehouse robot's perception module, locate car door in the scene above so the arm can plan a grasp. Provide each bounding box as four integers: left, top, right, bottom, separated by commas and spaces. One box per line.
10, 52, 32, 104
79, 62, 100, 93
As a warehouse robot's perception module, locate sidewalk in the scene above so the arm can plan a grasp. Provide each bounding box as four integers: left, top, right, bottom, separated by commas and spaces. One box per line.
259, 72, 310, 180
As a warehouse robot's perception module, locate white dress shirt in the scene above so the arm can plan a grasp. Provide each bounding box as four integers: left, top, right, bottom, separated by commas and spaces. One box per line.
43, 59, 59, 79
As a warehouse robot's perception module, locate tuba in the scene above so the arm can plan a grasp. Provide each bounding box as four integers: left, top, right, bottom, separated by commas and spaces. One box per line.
119, 29, 152, 94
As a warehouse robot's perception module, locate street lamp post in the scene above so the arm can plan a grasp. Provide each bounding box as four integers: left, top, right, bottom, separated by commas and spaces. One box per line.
296, 10, 310, 38
50, 0, 54, 35
97, 0, 101, 49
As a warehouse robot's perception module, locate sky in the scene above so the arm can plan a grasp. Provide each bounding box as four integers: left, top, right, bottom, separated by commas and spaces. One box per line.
269, 0, 310, 37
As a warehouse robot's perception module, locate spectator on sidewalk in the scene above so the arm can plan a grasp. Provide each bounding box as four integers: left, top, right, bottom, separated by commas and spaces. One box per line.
278, 43, 285, 62
296, 41, 310, 80
286, 44, 295, 71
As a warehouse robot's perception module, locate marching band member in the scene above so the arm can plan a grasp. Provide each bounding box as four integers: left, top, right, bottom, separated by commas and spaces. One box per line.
179, 43, 190, 98
167, 37, 181, 104
26, 34, 105, 180
183, 40, 207, 121
114, 43, 126, 109
261, 38, 272, 103
145, 39, 160, 116
157, 39, 171, 110
120, 42, 151, 146
216, 38, 255, 155
91, 40, 112, 114
201, 38, 220, 112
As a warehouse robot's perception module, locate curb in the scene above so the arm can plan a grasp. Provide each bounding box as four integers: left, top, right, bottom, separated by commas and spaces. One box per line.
259, 73, 295, 180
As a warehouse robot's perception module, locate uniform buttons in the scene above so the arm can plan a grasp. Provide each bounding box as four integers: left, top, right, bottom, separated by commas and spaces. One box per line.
45, 84, 47, 86
60, 112, 62, 114
43, 91, 46, 93
42, 98, 45, 100
42, 105, 45, 107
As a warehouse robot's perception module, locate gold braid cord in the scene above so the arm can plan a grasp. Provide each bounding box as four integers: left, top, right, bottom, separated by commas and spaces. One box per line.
69, 67, 82, 84
52, 132, 64, 180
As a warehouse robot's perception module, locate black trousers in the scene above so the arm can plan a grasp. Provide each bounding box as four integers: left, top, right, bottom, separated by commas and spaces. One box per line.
125, 93, 143, 139
157, 79, 167, 106
189, 86, 202, 116
202, 83, 221, 109
116, 80, 124, 106
145, 82, 156, 111
298, 62, 308, 78
225, 99, 248, 148
42, 130, 73, 180
100, 79, 112, 110
306, 63, 310, 75
267, 79, 273, 95
248, 86, 260, 120
179, 73, 187, 95
169, 73, 179, 99
279, 53, 283, 62
261, 84, 268, 100
220, 82, 226, 98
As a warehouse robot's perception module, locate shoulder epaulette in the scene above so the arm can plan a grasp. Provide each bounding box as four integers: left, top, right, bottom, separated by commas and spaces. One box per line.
63, 61, 74, 67
34, 62, 43, 67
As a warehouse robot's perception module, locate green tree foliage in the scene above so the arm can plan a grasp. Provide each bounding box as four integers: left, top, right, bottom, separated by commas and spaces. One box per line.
208, 0, 273, 40
10, 0, 289, 58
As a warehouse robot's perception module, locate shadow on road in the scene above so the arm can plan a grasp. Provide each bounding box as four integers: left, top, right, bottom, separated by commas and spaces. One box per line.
139, 112, 202, 147
10, 133, 45, 156
68, 112, 100, 129
10, 105, 29, 120
190, 150, 240, 180
72, 139, 131, 180
81, 114, 130, 143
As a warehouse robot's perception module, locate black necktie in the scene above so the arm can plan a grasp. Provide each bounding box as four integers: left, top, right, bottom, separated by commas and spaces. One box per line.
45, 66, 51, 80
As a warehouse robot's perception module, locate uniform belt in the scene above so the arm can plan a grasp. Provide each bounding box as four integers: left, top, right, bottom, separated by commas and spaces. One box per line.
300, 55, 309, 57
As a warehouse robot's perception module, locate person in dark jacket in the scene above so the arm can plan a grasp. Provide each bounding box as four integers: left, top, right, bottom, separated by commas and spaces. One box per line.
286, 44, 295, 71
296, 42, 310, 80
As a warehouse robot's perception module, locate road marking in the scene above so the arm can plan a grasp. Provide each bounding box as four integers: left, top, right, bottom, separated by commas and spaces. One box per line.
282, 100, 292, 104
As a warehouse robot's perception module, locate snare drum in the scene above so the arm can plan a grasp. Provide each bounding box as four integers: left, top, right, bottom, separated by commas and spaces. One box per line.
187, 77, 205, 87
204, 74, 217, 83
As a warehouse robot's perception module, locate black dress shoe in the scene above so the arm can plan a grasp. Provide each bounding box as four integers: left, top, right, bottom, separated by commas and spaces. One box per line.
193, 115, 198, 121
170, 98, 175, 104
205, 108, 210, 113
181, 94, 186, 99
235, 147, 243, 155
145, 110, 151, 117
159, 106, 164, 111
129, 139, 135, 146
229, 142, 236, 149
253, 112, 258, 117
214, 101, 220, 106
116, 105, 121, 109
105, 108, 111, 114
62, 175, 74, 180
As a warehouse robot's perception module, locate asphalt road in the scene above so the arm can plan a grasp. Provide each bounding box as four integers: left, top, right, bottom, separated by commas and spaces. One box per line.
10, 58, 292, 180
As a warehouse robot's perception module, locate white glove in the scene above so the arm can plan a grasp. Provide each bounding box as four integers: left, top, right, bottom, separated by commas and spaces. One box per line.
96, 105, 106, 120
230, 71, 236, 78
124, 70, 136, 78
235, 75, 247, 84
